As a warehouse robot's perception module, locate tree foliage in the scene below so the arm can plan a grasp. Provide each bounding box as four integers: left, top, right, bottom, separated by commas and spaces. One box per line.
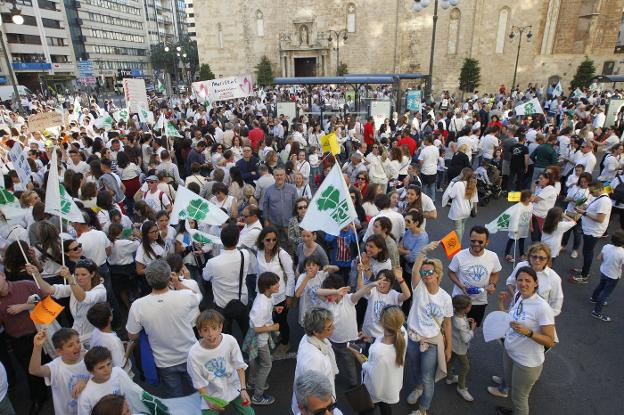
255, 56, 274, 86
337, 62, 348, 76
458, 58, 481, 93
199, 64, 215, 81
150, 37, 199, 79
570, 58, 596, 90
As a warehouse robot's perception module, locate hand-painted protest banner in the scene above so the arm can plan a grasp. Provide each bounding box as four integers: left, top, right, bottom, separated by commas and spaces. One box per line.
28, 112, 63, 132
123, 78, 149, 114
191, 74, 254, 103
8, 141, 32, 185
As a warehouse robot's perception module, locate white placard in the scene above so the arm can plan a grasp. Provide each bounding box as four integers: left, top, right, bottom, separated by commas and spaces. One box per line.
606, 99, 624, 128
191, 74, 254, 103
482, 311, 512, 342
8, 141, 32, 185
276, 102, 297, 125
123, 78, 149, 114
370, 100, 391, 133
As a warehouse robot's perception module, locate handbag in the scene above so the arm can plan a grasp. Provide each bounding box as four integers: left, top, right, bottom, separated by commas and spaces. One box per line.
344, 383, 374, 412
223, 251, 247, 318
470, 203, 478, 217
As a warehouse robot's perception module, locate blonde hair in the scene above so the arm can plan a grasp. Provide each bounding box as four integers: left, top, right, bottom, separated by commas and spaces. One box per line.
527, 242, 552, 268
458, 144, 470, 155
421, 258, 444, 282
380, 306, 406, 367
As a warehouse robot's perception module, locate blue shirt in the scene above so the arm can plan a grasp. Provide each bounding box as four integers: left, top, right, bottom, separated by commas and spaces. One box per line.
402, 229, 429, 263
261, 183, 297, 228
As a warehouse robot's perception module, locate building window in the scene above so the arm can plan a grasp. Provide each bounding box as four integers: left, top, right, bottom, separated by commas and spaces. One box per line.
41, 18, 61, 29
347, 3, 356, 33
37, 0, 57, 11
51, 55, 70, 63
541, 0, 560, 55
447, 8, 460, 55
6, 33, 42, 45
495, 7, 509, 54
46, 37, 67, 46
1, 13, 37, 25
256, 10, 264, 37
217, 23, 223, 49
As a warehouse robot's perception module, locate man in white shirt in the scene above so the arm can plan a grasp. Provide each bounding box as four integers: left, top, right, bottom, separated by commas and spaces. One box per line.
202, 224, 251, 335
418, 136, 439, 200
67, 149, 90, 175
363, 194, 405, 242
480, 126, 500, 163
126, 260, 199, 398
592, 107, 606, 130
238, 205, 262, 250
254, 165, 275, 212
141, 175, 172, 213
577, 142, 597, 175
293, 370, 344, 415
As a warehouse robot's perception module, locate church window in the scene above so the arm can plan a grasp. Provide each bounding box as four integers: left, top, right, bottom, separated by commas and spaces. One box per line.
347, 3, 356, 33
496, 7, 509, 54
256, 10, 264, 37
447, 8, 460, 55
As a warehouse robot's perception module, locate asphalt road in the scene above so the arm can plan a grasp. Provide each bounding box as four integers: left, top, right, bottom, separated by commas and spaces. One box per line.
8, 194, 624, 415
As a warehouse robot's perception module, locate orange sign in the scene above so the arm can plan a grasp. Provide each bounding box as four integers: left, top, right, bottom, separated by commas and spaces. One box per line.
440, 230, 461, 259
30, 296, 64, 325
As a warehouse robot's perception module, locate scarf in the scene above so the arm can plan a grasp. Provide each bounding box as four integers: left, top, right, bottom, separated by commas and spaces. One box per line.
306, 335, 339, 377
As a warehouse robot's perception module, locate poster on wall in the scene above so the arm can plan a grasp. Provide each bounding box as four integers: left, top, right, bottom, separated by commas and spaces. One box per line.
369, 100, 391, 131
606, 99, 624, 128
122, 78, 149, 114
192, 74, 254, 103
276, 102, 297, 124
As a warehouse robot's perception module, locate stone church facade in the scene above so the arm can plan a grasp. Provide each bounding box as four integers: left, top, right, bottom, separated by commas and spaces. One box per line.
194, 0, 624, 92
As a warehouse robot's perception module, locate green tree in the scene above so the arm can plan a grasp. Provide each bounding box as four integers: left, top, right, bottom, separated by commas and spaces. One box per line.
255, 55, 274, 86
149, 37, 199, 80
199, 64, 215, 80
458, 58, 481, 93
337, 62, 348, 76
570, 57, 596, 90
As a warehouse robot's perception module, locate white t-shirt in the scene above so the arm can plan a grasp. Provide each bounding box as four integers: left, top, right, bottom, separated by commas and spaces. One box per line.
323, 294, 359, 344
480, 134, 499, 159
362, 329, 407, 404
419, 193, 436, 231
77, 230, 111, 266
599, 244, 624, 279
295, 271, 329, 326
186, 335, 247, 407
362, 288, 402, 338
142, 189, 172, 212
90, 328, 132, 375
44, 357, 90, 415
581, 195, 612, 237
418, 145, 439, 175
533, 185, 558, 218
407, 280, 453, 338
576, 151, 597, 174
509, 202, 533, 240
504, 293, 555, 367
506, 262, 564, 316
202, 249, 251, 308
126, 289, 200, 367
252, 249, 296, 305
249, 293, 274, 346
77, 367, 140, 415
447, 181, 478, 221
135, 242, 165, 266
449, 249, 502, 305
109, 239, 140, 266
565, 185, 590, 213
541, 220, 576, 258
53, 283, 107, 342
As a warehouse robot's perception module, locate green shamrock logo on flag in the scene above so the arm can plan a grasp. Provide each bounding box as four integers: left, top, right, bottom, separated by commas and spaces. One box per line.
497, 213, 510, 229
120, 109, 128, 119
317, 186, 340, 211
141, 391, 170, 415
192, 232, 213, 244
186, 198, 210, 221
59, 185, 72, 215
0, 188, 16, 205
524, 102, 536, 115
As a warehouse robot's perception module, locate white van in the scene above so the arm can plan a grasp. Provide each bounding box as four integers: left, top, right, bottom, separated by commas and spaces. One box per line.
0, 85, 32, 102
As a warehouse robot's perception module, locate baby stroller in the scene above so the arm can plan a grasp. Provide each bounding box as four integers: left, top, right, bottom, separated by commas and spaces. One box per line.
476, 162, 502, 206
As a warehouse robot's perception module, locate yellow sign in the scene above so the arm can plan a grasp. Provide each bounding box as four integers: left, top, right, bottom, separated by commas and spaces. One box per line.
320, 132, 340, 155
507, 192, 521, 202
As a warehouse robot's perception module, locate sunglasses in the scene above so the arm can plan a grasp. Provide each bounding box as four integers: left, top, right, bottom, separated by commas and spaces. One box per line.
470, 240, 485, 245
69, 244, 82, 251
310, 401, 337, 415
264, 238, 277, 242
297, 205, 308, 210
530, 254, 548, 261
77, 259, 95, 267
420, 269, 435, 277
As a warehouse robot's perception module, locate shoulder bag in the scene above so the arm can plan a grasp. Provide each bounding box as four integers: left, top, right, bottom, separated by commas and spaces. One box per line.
223, 251, 248, 319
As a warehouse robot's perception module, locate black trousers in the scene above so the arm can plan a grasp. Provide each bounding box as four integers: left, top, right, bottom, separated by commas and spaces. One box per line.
213, 304, 249, 339
9, 333, 49, 402
272, 300, 290, 346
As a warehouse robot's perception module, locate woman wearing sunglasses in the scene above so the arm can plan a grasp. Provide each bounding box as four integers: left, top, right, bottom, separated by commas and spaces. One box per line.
490, 266, 556, 415
404, 241, 452, 415
136, 221, 165, 293
288, 198, 309, 249
26, 259, 106, 344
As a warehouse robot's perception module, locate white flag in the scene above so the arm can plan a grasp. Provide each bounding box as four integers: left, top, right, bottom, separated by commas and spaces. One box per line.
154, 113, 165, 131
0, 187, 29, 219
73, 96, 81, 114
94, 113, 113, 130
485, 203, 522, 234
300, 163, 357, 236
514, 98, 544, 116
552, 81, 563, 97
188, 229, 222, 246
164, 121, 182, 137
169, 185, 229, 226
138, 107, 154, 124
113, 108, 130, 123
44, 149, 85, 223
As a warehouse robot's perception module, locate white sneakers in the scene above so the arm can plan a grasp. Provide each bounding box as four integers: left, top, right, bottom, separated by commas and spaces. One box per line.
445, 375, 458, 385
456, 387, 474, 402
571, 250, 579, 259
406, 387, 423, 405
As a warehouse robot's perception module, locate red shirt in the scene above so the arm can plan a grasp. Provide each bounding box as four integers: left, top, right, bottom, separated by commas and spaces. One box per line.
397, 136, 418, 156
248, 128, 265, 152
364, 122, 375, 146
0, 280, 43, 338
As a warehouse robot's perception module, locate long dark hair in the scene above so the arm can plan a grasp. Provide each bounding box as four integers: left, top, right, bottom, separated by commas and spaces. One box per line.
404, 185, 423, 214
141, 220, 164, 260
542, 207, 564, 234
256, 226, 280, 258
366, 234, 389, 262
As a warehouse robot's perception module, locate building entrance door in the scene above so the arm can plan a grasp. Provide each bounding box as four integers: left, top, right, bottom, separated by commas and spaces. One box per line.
294, 57, 316, 77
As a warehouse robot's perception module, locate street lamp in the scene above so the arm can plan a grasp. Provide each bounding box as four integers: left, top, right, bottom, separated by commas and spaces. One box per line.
327, 29, 348, 76
412, 0, 460, 104
508, 25, 533, 91
0, 1, 25, 114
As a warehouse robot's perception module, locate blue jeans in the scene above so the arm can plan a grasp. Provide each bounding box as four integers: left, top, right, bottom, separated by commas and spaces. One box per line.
99, 263, 122, 327
157, 362, 196, 398
406, 339, 438, 410
581, 234, 600, 278
420, 174, 437, 200
592, 273, 619, 313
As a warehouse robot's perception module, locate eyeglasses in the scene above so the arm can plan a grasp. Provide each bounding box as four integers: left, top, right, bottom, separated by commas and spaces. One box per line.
264, 238, 277, 242
357, 177, 367, 180
470, 240, 485, 245
297, 205, 308, 210
530, 254, 548, 261
69, 244, 82, 251
77, 259, 95, 267
420, 269, 435, 277
147, 180, 157, 184
310, 401, 337, 415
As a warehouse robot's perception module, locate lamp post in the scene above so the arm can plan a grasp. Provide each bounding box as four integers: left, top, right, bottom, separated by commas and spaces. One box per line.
0, 0, 25, 114
411, 0, 460, 104
327, 29, 348, 76
509, 25, 533, 91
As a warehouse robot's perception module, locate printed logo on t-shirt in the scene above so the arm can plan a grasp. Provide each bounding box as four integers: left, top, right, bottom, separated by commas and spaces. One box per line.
423, 302, 444, 327
509, 301, 527, 339
67, 374, 91, 409
464, 264, 489, 283
373, 299, 387, 322
204, 357, 228, 378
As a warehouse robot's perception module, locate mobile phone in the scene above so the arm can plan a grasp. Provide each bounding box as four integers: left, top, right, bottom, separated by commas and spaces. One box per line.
347, 341, 364, 354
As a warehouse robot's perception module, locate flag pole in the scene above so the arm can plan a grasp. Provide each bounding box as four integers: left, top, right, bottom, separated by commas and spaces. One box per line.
351, 221, 365, 288
59, 204, 66, 285
16, 240, 39, 288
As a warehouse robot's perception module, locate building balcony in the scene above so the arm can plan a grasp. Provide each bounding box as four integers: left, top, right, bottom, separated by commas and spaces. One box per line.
51, 62, 75, 72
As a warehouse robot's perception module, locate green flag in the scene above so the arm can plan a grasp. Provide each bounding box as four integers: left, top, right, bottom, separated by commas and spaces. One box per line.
164, 121, 182, 137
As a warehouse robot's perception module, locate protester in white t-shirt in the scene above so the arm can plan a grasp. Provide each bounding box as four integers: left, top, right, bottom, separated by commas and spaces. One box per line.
446, 168, 479, 240
531, 173, 558, 241
87, 302, 132, 376
590, 231, 624, 321
135, 221, 166, 277
540, 207, 577, 261
295, 260, 339, 326
361, 268, 410, 338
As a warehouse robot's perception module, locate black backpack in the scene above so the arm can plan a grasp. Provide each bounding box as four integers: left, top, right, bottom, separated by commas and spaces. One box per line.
611, 174, 624, 204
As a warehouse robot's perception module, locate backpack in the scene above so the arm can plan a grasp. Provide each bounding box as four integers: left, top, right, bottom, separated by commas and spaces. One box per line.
611, 174, 624, 204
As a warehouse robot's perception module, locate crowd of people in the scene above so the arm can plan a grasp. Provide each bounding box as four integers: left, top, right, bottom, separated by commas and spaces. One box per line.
0, 81, 623, 415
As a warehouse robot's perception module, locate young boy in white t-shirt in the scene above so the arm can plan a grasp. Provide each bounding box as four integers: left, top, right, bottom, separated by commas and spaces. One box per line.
28, 328, 90, 415
591, 230, 624, 322
77, 346, 168, 415
246, 272, 280, 406
86, 302, 133, 377
294, 257, 339, 326
186, 310, 254, 414
362, 267, 411, 339
315, 274, 378, 388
